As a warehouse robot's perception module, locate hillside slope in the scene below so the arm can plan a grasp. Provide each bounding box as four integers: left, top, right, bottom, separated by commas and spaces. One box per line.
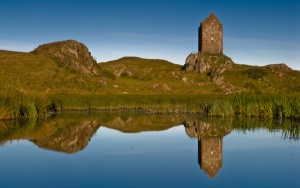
0, 40, 300, 95
98, 57, 220, 94
184, 53, 300, 94
0, 41, 102, 94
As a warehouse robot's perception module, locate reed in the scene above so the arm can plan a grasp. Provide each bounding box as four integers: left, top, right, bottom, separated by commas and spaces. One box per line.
49, 94, 300, 119
2, 92, 299, 120
230, 94, 300, 119
0, 89, 52, 120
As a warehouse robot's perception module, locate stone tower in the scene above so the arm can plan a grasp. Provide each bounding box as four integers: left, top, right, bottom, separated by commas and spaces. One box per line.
198, 13, 223, 54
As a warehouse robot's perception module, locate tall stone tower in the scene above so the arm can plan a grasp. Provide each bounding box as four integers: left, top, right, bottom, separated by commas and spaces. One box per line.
198, 13, 223, 54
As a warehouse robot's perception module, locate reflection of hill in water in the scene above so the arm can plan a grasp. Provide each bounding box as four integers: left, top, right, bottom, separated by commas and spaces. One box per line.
0, 114, 299, 156
30, 119, 100, 154
0, 113, 186, 153
101, 113, 184, 133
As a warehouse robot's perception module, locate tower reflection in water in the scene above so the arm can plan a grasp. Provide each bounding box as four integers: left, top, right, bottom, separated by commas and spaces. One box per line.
184, 119, 232, 178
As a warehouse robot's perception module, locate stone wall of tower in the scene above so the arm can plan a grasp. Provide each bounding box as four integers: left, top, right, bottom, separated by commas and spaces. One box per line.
198, 14, 223, 54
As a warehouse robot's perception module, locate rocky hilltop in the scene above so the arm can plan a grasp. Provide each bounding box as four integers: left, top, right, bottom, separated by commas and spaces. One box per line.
32, 40, 100, 76
183, 53, 237, 94
184, 53, 234, 73
182, 52, 300, 94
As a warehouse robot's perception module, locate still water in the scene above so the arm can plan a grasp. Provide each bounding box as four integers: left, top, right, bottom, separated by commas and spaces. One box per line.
0, 113, 299, 187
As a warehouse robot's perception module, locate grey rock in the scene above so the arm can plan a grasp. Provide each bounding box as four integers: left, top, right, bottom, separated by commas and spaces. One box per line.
32, 40, 100, 76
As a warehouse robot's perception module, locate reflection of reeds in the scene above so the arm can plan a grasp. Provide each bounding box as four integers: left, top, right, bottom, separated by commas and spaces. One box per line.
1, 112, 299, 147
281, 121, 300, 141
231, 117, 300, 140
0, 118, 38, 145
0, 120, 9, 131
185, 116, 300, 140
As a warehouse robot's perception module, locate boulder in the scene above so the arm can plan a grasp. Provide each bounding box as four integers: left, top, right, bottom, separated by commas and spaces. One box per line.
183, 53, 233, 73
183, 53, 237, 94
32, 40, 100, 76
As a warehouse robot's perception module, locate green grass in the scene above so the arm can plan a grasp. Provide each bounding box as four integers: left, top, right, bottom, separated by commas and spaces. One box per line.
223, 64, 300, 94
0, 50, 103, 94
98, 56, 221, 94
0, 51, 221, 95
0, 89, 53, 119
2, 92, 298, 120
1, 41, 300, 120
49, 94, 223, 113
243, 68, 268, 80
2, 48, 300, 96
231, 94, 300, 119
48, 93, 300, 119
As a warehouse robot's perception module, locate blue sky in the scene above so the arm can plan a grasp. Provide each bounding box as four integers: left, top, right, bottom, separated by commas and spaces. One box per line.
0, 0, 299, 70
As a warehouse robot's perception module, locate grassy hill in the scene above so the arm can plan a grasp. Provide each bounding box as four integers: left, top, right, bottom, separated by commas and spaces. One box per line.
1, 40, 300, 119
98, 56, 220, 94
223, 63, 300, 94
1, 40, 300, 95
99, 56, 300, 95
0, 50, 101, 94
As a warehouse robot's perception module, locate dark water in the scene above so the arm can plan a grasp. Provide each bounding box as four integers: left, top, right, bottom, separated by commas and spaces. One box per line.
0, 113, 299, 187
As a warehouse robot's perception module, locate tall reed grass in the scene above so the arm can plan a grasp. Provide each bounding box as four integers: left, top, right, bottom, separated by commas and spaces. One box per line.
50, 94, 300, 119
0, 89, 53, 120
231, 94, 300, 119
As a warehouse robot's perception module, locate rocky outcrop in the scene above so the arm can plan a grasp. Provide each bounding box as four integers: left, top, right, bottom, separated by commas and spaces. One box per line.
183, 53, 233, 73
32, 40, 100, 76
183, 53, 237, 94
265, 63, 292, 76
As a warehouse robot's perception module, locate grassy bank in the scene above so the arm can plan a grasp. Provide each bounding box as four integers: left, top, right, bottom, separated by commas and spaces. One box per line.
0, 89, 53, 119
1, 91, 299, 120
50, 94, 300, 119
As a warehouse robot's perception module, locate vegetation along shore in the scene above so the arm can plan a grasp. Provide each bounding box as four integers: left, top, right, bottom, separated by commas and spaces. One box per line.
0, 39, 300, 120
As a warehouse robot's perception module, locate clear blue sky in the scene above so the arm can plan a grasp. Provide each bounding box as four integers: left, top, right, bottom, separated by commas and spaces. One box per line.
0, 0, 299, 70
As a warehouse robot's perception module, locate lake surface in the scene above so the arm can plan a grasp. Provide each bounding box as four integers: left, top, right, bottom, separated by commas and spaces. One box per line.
0, 113, 299, 187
